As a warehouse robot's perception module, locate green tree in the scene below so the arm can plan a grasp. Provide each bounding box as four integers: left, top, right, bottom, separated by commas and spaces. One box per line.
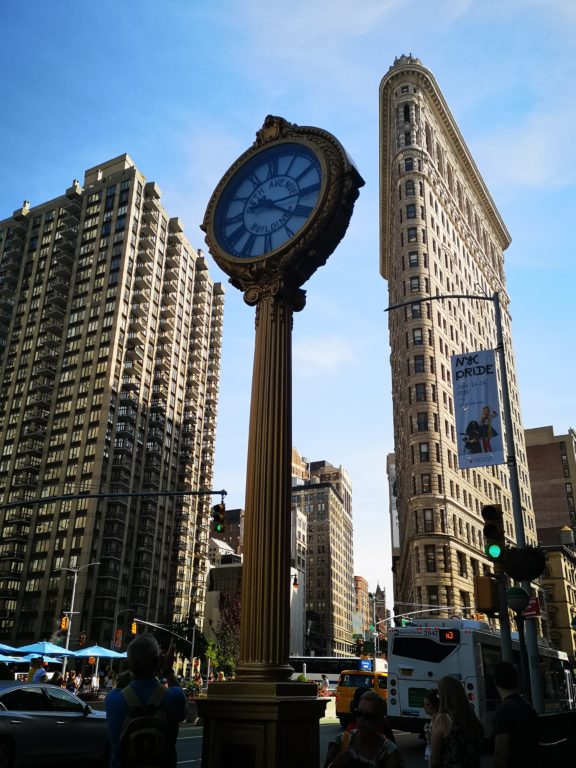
214, 592, 241, 677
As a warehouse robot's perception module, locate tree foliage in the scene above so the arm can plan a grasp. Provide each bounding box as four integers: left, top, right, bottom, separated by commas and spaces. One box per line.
213, 592, 241, 676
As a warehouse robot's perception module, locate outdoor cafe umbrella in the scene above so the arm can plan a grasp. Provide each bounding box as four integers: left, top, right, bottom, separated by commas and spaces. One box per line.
72, 645, 126, 681
0, 643, 18, 654
16, 641, 75, 656
0, 654, 22, 664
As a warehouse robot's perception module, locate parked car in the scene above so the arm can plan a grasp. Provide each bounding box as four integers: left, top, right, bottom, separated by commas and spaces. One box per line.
0, 681, 109, 767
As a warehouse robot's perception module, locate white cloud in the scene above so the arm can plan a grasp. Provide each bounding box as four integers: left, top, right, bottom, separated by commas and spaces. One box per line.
473, 107, 576, 189
294, 335, 356, 375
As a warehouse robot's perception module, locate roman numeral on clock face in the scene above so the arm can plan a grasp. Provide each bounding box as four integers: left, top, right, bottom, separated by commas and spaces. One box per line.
292, 204, 313, 218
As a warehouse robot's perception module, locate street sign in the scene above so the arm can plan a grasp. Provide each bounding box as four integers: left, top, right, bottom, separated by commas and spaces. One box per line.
360, 659, 372, 671
523, 596, 540, 618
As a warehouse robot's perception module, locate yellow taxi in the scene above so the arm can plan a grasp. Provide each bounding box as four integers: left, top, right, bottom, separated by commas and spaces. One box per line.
335, 669, 388, 727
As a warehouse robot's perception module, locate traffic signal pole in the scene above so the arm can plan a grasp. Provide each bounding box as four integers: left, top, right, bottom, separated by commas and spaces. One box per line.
387, 291, 543, 711
493, 295, 543, 711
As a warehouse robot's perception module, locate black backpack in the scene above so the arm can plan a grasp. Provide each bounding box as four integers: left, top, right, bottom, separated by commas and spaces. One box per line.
119, 683, 171, 768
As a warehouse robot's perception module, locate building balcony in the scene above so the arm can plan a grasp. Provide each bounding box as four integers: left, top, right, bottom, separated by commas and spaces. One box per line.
129, 315, 147, 334
0, 544, 26, 561
21, 423, 47, 438
20, 439, 44, 455
135, 257, 153, 277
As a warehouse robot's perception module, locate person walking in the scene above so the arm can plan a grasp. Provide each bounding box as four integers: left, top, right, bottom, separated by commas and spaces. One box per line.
423, 689, 440, 764
491, 661, 539, 768
430, 675, 483, 768
31, 657, 47, 683
106, 635, 186, 767
325, 690, 403, 767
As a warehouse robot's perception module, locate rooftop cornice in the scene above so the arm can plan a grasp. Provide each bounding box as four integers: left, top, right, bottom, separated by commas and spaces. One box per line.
379, 58, 511, 278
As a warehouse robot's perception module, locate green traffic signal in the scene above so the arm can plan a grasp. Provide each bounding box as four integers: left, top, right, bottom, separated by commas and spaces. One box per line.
211, 502, 226, 534
486, 542, 502, 559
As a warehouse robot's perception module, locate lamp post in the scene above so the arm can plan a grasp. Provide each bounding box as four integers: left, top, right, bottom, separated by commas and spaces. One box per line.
111, 608, 134, 651
59, 561, 100, 676
135, 618, 197, 678
507, 587, 531, 702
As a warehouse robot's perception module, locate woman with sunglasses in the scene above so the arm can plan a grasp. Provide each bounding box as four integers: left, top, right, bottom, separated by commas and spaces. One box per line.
327, 690, 404, 768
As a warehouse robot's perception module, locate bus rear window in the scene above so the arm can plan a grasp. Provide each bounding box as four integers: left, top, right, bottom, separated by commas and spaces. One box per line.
408, 687, 429, 708
391, 636, 457, 663
339, 674, 374, 688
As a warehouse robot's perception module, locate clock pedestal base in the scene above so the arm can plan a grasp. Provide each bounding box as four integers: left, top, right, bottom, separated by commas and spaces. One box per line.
197, 681, 326, 768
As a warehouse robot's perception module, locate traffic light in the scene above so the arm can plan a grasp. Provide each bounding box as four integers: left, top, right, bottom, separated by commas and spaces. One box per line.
473, 574, 499, 616
481, 504, 505, 567
131, 621, 137, 636
60, 616, 69, 631
79, 631, 87, 646
211, 502, 226, 534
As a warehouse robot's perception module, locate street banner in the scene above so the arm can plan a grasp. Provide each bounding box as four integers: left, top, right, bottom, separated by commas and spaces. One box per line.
352, 611, 363, 638
451, 349, 505, 468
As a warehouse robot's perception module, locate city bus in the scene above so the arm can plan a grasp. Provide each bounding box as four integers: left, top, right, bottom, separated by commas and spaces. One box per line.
290, 655, 387, 687
387, 618, 575, 733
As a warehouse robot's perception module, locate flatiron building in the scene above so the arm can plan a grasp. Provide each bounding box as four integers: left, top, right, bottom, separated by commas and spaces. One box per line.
380, 56, 538, 616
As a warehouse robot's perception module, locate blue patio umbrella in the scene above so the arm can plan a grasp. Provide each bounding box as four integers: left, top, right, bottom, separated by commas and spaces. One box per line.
72, 645, 125, 659
0, 643, 18, 654
72, 645, 126, 681
0, 654, 21, 664
16, 641, 76, 656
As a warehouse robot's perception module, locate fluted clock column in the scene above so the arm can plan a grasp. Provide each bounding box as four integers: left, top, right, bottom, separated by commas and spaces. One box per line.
236, 283, 304, 681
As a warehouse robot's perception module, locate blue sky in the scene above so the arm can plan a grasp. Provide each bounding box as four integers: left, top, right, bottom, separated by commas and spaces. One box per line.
1, 0, 574, 601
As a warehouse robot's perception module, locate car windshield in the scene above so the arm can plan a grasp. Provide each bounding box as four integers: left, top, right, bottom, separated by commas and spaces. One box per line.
339, 674, 373, 687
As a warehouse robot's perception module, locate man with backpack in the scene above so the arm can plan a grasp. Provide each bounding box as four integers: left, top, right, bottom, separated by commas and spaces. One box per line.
106, 634, 187, 768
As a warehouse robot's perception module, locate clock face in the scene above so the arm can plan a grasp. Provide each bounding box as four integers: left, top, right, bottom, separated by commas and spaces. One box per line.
213, 142, 324, 259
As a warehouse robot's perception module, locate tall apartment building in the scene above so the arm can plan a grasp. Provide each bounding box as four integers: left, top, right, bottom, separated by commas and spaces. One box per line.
380, 56, 538, 616
525, 426, 576, 542
291, 451, 355, 655
0, 154, 224, 647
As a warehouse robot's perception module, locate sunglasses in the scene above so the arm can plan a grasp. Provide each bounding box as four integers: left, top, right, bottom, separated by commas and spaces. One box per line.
354, 709, 378, 722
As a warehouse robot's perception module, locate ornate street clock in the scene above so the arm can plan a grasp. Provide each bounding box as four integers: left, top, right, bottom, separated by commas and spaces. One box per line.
199, 116, 363, 695
202, 115, 364, 302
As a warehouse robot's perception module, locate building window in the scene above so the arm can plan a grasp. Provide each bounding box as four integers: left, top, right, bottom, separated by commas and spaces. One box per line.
414, 355, 425, 373
412, 328, 423, 345
405, 180, 415, 196
419, 442, 430, 462
425, 545, 436, 572
405, 157, 413, 172
407, 227, 417, 243
421, 473, 432, 493
424, 508, 434, 533
428, 586, 439, 610
404, 132, 411, 146
417, 413, 428, 432
411, 304, 422, 319
406, 204, 416, 219
408, 251, 418, 267
410, 277, 420, 292
457, 551, 467, 577
415, 383, 426, 401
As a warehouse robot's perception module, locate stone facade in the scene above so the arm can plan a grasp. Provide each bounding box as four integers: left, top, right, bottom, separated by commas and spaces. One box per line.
379, 56, 538, 617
